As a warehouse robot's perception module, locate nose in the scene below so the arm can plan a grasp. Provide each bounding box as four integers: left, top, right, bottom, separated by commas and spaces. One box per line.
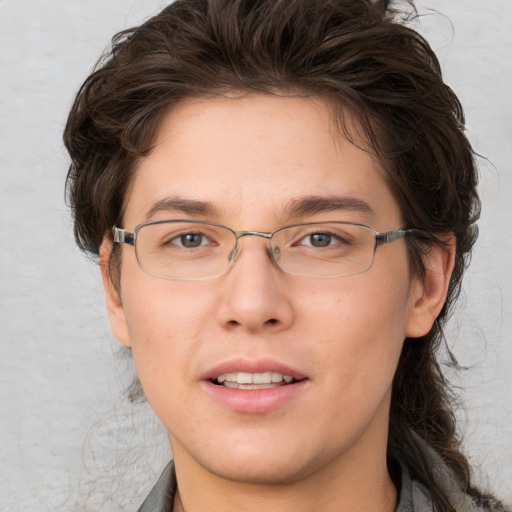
216, 236, 294, 334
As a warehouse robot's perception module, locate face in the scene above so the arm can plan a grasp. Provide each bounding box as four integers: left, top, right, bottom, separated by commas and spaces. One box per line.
102, 94, 441, 486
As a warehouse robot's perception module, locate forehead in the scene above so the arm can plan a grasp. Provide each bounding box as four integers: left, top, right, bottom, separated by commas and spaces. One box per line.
123, 94, 400, 229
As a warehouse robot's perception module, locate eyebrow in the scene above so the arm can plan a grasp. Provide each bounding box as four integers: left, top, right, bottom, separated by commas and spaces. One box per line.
285, 195, 376, 219
144, 196, 216, 221
143, 194, 376, 223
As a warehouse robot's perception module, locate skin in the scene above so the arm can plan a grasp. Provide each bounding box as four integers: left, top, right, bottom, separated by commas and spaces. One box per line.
100, 94, 454, 512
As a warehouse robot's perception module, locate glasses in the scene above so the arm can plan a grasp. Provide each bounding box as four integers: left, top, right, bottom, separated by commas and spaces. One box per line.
112, 220, 425, 280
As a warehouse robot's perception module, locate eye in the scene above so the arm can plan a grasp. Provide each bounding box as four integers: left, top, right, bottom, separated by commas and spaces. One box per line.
306, 232, 332, 247
167, 231, 212, 248
299, 231, 345, 248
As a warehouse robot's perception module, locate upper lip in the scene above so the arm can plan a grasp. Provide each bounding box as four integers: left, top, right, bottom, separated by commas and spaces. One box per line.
203, 358, 307, 382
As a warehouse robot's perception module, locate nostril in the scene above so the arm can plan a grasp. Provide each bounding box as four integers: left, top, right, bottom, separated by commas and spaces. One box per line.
266, 318, 278, 325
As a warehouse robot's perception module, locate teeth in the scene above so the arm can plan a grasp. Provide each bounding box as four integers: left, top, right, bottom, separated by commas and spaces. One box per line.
238, 372, 253, 384
223, 382, 277, 390
216, 371, 294, 386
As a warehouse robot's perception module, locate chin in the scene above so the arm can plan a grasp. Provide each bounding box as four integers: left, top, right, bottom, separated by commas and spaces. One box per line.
201, 455, 318, 486
185, 435, 339, 487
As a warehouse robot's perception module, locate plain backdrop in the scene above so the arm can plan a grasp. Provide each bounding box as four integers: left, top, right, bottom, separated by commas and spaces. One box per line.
0, 1, 511, 510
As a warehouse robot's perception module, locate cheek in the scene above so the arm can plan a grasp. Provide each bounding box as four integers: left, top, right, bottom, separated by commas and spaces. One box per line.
120, 279, 216, 394
303, 272, 412, 389
122, 272, 213, 340
121, 286, 220, 433
302, 270, 412, 337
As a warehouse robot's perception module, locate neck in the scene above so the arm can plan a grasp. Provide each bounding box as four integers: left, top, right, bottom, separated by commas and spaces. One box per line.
170, 438, 397, 512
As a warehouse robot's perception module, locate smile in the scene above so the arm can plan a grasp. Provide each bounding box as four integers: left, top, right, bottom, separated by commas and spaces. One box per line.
215, 371, 295, 389
203, 360, 308, 412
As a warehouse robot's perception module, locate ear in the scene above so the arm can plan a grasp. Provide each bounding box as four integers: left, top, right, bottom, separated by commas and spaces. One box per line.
99, 239, 131, 347
405, 236, 456, 338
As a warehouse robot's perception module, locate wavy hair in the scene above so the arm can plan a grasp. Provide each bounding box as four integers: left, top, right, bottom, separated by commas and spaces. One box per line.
64, 1, 502, 510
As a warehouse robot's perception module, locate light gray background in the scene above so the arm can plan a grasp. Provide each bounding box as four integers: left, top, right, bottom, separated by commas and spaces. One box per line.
0, 1, 511, 511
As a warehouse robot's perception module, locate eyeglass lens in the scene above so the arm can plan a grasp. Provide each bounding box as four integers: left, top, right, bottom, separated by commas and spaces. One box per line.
133, 221, 377, 280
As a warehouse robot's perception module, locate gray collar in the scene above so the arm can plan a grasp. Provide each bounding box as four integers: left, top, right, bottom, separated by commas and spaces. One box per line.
137, 460, 176, 512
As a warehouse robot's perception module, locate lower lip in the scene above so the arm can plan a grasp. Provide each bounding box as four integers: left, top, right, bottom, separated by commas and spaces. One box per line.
202, 380, 309, 413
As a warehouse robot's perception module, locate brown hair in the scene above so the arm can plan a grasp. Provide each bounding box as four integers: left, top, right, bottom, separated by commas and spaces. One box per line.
64, 1, 501, 510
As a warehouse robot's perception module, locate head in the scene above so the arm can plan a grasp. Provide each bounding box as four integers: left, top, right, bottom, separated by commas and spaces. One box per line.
64, 0, 480, 509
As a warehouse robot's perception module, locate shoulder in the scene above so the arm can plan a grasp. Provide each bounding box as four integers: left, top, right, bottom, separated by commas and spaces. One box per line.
408, 477, 497, 512
397, 439, 507, 512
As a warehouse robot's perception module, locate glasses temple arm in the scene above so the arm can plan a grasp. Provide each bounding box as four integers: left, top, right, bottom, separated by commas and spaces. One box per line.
375, 228, 437, 245
112, 227, 135, 246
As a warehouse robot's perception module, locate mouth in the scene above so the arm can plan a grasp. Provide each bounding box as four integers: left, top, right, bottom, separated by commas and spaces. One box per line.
212, 371, 298, 390
203, 362, 309, 412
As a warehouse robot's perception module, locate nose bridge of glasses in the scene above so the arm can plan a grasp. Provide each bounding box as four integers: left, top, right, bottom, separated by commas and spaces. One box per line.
228, 230, 275, 264
235, 230, 273, 240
